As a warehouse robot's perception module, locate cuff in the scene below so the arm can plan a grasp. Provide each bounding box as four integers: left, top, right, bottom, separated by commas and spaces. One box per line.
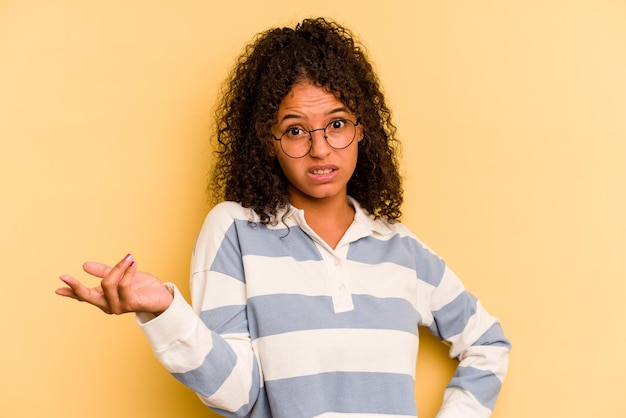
135, 283, 199, 352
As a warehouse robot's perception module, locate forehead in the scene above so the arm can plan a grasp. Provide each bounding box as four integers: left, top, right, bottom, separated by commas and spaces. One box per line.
277, 81, 348, 118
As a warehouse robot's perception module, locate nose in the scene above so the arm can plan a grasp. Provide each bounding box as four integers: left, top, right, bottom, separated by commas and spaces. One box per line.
308, 128, 331, 158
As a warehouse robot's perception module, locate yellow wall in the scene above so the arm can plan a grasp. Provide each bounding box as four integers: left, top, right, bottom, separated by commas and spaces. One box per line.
1, 1, 624, 417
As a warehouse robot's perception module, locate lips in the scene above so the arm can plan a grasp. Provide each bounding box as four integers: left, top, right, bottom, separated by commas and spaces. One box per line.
309, 165, 338, 181
312, 168, 334, 175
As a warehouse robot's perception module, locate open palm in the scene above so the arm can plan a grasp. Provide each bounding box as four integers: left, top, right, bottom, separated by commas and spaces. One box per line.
56, 254, 173, 316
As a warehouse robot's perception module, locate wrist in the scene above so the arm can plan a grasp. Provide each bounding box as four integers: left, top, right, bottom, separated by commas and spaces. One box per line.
152, 282, 175, 316
136, 283, 175, 320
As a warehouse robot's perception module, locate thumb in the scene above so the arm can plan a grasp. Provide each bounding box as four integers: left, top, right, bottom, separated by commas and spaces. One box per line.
83, 261, 113, 279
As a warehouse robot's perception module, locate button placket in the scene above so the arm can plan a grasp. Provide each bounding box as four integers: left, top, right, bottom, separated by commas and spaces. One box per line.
323, 249, 354, 313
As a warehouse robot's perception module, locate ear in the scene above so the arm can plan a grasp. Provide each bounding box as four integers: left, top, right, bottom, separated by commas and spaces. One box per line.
356, 123, 365, 143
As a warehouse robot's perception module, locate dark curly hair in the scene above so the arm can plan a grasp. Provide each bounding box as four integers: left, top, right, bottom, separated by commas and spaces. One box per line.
210, 17, 403, 224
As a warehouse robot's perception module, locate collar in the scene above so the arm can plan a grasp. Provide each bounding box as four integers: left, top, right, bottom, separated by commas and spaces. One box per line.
281, 196, 394, 240
347, 196, 395, 237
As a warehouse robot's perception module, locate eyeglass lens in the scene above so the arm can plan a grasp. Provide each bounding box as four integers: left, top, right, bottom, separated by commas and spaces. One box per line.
279, 120, 357, 158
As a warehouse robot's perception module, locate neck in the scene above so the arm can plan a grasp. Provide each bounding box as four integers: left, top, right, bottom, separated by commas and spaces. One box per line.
288, 187, 351, 219
289, 192, 355, 249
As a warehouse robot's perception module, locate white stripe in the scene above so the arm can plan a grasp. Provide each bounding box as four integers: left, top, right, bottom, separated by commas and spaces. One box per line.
437, 388, 492, 417
458, 345, 510, 381
244, 256, 333, 298
254, 328, 418, 381
192, 270, 247, 311
446, 301, 498, 357
348, 262, 421, 309
429, 267, 464, 311
159, 318, 214, 374
243, 256, 423, 308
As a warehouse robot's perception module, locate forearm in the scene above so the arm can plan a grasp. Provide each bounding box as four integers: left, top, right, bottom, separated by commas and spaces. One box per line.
137, 284, 260, 414
424, 265, 511, 417
436, 317, 510, 417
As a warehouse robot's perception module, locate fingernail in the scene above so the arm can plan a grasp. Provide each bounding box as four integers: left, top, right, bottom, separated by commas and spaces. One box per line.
130, 261, 136, 268
124, 253, 132, 261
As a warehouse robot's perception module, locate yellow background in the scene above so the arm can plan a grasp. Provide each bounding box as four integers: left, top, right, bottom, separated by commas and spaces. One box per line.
1, 1, 624, 417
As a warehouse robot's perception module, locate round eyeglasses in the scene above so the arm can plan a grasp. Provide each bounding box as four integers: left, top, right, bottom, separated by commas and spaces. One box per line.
273, 119, 360, 159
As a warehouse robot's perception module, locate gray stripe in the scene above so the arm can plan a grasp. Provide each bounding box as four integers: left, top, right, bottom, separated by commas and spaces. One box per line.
448, 365, 503, 410
428, 291, 478, 340
210, 222, 245, 282
348, 234, 445, 286
171, 334, 238, 397
246, 293, 420, 340
265, 371, 417, 417
235, 220, 322, 261
209, 362, 265, 418
472, 322, 512, 349
210, 220, 323, 283
200, 305, 248, 335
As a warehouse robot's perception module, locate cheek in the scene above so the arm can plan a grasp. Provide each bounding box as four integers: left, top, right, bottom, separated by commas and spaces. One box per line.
274, 153, 297, 179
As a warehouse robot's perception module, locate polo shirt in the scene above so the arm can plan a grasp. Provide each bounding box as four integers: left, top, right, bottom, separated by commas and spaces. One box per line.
139, 198, 510, 417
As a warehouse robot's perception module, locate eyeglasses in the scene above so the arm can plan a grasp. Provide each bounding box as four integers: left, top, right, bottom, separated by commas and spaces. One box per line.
273, 119, 360, 159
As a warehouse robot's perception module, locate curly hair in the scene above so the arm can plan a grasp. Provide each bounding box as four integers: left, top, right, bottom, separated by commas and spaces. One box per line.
210, 17, 403, 224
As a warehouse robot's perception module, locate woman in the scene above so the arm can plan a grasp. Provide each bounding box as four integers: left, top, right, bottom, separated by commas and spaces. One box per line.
57, 18, 510, 417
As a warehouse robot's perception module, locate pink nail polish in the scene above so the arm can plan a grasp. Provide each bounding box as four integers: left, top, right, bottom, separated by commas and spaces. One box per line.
130, 261, 136, 267
124, 253, 132, 261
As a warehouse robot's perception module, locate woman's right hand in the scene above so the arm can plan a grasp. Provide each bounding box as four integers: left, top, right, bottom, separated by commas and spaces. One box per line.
55, 254, 174, 316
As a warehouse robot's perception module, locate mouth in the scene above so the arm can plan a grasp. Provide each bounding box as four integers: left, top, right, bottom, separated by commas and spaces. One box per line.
311, 168, 335, 175
308, 165, 338, 181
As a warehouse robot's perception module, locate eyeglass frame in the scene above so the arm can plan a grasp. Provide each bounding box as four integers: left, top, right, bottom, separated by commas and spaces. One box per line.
272, 119, 361, 159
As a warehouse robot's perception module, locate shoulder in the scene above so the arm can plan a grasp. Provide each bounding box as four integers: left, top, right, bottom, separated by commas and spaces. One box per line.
207, 201, 249, 219
205, 201, 257, 224
193, 202, 257, 257
352, 198, 417, 241
361, 217, 443, 262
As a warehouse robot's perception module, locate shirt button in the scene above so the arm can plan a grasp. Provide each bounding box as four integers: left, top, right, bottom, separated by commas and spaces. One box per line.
334, 258, 341, 266
338, 284, 346, 291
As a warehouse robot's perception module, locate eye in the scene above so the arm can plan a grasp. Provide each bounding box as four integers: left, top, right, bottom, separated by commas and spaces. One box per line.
287, 127, 302, 135
284, 126, 307, 139
328, 119, 347, 130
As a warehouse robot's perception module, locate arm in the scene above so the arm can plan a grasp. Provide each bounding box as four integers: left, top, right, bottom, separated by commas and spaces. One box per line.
136, 282, 260, 417
55, 205, 261, 416
426, 267, 511, 418
58, 256, 259, 416
138, 203, 261, 416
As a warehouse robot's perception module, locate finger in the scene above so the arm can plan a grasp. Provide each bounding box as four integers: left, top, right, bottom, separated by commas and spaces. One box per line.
56, 275, 111, 313
117, 260, 138, 311
56, 275, 83, 300
55, 278, 80, 300
83, 261, 113, 279
101, 254, 134, 314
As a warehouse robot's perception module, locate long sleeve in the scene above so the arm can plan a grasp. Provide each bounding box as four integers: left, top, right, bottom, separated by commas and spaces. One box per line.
424, 267, 511, 418
137, 203, 262, 417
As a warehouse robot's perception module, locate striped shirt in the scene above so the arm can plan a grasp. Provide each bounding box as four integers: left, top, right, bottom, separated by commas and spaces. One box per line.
139, 198, 510, 417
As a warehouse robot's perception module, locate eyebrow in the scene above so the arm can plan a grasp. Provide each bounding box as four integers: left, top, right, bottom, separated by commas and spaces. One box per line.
278, 107, 351, 124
